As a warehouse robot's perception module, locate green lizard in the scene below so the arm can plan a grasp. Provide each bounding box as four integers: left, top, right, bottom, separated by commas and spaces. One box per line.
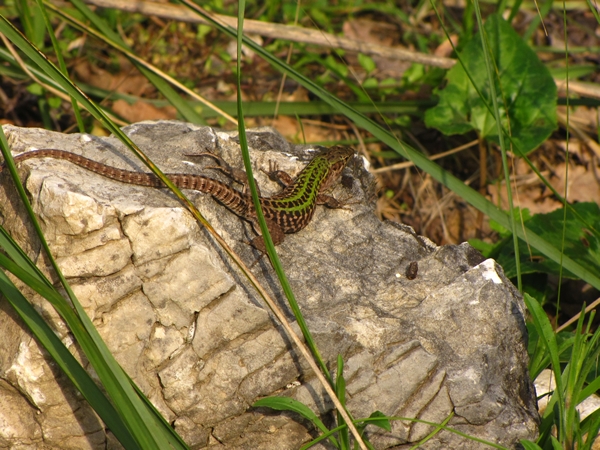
3, 145, 355, 251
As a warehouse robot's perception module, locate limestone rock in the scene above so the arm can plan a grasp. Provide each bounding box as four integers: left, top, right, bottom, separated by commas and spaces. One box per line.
0, 121, 538, 449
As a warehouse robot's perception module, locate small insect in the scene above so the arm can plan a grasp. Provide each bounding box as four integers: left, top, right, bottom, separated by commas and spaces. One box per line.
405, 261, 418, 280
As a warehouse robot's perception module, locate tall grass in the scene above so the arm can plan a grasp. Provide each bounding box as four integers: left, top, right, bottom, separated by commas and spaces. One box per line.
0, 0, 598, 448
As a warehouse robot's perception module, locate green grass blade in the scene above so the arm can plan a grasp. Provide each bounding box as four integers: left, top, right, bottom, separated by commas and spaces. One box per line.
180, 2, 600, 291
50, 0, 204, 124
301, 415, 510, 450
524, 293, 565, 443
363, 411, 391, 432
33, 0, 85, 131
231, 0, 332, 383
564, 312, 587, 447
15, 0, 45, 48
253, 397, 330, 434
576, 365, 600, 404
529, 332, 575, 381
580, 408, 600, 450
409, 412, 454, 450
0, 267, 139, 449
232, 5, 362, 448
550, 435, 565, 450
0, 49, 186, 449
471, 9, 521, 290
0, 225, 52, 288
299, 426, 345, 450
520, 440, 544, 450
335, 355, 350, 449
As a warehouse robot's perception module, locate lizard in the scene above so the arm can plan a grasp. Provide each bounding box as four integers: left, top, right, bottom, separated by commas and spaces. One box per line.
1, 145, 355, 252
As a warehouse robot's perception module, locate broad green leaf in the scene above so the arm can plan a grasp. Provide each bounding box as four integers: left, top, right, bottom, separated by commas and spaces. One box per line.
357, 53, 376, 73
425, 13, 556, 155
253, 397, 329, 434
365, 411, 391, 432
495, 203, 600, 279
180, 2, 600, 292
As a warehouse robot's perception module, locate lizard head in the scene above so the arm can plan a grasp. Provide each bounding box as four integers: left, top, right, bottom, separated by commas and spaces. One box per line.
316, 145, 356, 191
324, 145, 355, 176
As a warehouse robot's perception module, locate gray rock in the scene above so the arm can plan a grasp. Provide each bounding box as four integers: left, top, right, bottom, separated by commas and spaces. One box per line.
0, 121, 538, 449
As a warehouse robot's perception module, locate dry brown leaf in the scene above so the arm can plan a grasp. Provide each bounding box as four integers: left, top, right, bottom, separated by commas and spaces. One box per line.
558, 105, 599, 134
74, 61, 152, 96
434, 34, 459, 58
270, 116, 344, 143
112, 99, 177, 123
555, 140, 586, 161
342, 19, 411, 78
445, 206, 462, 244
550, 163, 600, 204
487, 161, 600, 215
270, 116, 300, 140
278, 87, 310, 103
488, 182, 562, 215
342, 19, 396, 46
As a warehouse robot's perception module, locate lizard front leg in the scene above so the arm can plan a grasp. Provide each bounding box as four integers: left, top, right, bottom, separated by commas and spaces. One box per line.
316, 193, 348, 209
261, 160, 294, 187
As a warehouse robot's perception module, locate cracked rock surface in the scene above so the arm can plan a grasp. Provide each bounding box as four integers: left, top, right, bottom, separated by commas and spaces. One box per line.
0, 121, 538, 449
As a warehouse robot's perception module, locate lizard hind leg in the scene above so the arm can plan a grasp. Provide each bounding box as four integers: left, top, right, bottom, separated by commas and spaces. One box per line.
246, 218, 286, 254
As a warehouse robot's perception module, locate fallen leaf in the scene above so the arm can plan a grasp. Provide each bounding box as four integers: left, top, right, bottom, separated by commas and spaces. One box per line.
434, 34, 459, 58
550, 163, 600, 204
112, 99, 177, 123
74, 61, 153, 96
342, 18, 411, 78
343, 19, 396, 46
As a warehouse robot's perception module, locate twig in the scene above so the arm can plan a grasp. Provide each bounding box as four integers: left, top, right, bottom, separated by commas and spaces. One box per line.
556, 79, 600, 101
83, 0, 456, 68
556, 109, 600, 159
81, 0, 600, 106
371, 139, 478, 173
556, 296, 600, 332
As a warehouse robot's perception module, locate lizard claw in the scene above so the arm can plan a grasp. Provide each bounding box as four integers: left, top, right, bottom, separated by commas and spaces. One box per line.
261, 160, 293, 187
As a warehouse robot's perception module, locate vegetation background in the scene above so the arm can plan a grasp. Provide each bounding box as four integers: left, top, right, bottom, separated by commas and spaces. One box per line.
1, 0, 600, 449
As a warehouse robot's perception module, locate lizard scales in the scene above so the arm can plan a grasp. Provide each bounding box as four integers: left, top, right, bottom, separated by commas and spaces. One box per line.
3, 146, 354, 248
